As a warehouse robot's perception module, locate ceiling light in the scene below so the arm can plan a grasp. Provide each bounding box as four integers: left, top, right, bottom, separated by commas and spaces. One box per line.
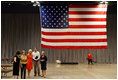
38, 2, 40, 6
100, 2, 103, 3
31, 1, 34, 3
100, 1, 108, 4
100, 1, 104, 4
105, 1, 108, 4
32, 1, 40, 6
33, 4, 36, 6
36, 1, 39, 4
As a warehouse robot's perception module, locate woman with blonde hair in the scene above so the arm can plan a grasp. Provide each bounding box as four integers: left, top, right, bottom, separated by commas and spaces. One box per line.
20, 50, 27, 79
26, 49, 33, 78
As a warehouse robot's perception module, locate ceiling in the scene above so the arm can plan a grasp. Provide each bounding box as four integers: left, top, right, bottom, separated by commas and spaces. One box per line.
1, 1, 117, 13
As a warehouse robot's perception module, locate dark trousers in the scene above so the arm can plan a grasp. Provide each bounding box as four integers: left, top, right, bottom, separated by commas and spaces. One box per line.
33, 60, 40, 75
88, 59, 93, 64
21, 64, 26, 79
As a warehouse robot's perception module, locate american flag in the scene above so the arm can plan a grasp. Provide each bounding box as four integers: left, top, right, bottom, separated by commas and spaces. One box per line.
40, 4, 107, 49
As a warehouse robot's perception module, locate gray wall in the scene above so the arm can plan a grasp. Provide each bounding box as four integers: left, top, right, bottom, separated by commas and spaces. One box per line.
1, 3, 117, 64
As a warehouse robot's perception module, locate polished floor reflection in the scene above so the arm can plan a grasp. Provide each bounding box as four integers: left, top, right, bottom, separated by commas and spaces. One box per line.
2, 63, 117, 79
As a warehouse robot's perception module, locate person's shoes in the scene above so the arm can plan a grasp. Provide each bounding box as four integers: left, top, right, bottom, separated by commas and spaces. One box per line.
41, 75, 44, 77
38, 75, 41, 76
44, 76, 46, 78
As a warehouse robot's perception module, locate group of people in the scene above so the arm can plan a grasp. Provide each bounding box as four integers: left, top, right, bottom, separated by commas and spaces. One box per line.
13, 48, 93, 79
13, 48, 47, 79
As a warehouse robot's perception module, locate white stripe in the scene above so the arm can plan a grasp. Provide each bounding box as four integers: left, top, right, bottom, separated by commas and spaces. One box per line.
69, 22, 106, 25
41, 41, 107, 46
69, 8, 107, 11
69, 15, 106, 18
42, 34, 107, 39
41, 28, 106, 32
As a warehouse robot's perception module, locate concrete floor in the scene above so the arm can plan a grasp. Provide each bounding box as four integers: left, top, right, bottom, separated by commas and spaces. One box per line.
2, 63, 117, 79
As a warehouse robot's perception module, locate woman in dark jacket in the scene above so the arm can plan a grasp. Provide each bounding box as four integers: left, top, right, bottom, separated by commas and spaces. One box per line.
13, 50, 21, 79
40, 51, 47, 78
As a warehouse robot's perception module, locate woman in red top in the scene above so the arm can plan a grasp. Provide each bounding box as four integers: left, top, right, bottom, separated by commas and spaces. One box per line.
87, 53, 93, 64
26, 49, 33, 78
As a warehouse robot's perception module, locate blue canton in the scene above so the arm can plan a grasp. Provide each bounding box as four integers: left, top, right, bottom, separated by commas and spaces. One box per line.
40, 5, 69, 28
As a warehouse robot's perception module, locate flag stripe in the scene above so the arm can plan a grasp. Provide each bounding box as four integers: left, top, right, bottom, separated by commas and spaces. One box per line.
41, 41, 107, 46
69, 22, 106, 25
69, 8, 107, 11
41, 44, 107, 49
69, 18, 106, 21
69, 11, 106, 15
69, 15, 106, 18
69, 25, 106, 28
41, 28, 106, 32
42, 34, 107, 39
42, 38, 107, 42
42, 31, 106, 35
69, 4, 107, 8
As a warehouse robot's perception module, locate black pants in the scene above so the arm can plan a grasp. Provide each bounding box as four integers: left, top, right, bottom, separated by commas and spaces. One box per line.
21, 64, 26, 79
88, 59, 93, 64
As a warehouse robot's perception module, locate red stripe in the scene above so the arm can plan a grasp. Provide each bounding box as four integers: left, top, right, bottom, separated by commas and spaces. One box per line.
69, 11, 106, 15
42, 31, 106, 35
69, 25, 106, 28
69, 4, 107, 8
41, 44, 108, 49
69, 18, 106, 21
42, 38, 107, 42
